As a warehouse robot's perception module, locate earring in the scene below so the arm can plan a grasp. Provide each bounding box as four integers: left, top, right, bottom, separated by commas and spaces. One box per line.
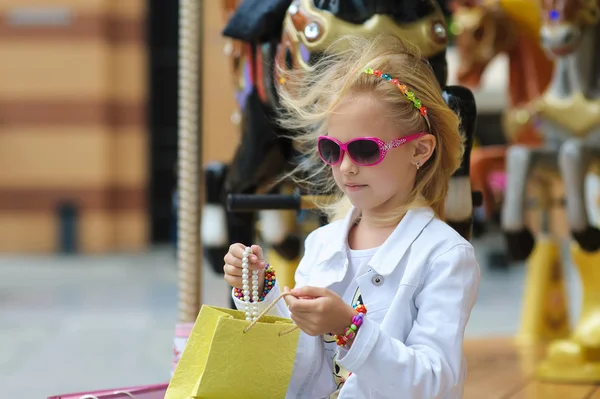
415, 161, 420, 170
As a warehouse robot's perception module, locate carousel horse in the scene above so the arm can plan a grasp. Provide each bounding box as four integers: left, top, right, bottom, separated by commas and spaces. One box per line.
451, 0, 554, 220
202, 0, 478, 293
498, 0, 600, 382
203, 0, 310, 288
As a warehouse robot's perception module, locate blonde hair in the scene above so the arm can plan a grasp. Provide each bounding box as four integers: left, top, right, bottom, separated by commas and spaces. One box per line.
275, 33, 465, 225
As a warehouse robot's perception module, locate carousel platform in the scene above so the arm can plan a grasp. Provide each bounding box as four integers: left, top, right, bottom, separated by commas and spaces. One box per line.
463, 337, 600, 399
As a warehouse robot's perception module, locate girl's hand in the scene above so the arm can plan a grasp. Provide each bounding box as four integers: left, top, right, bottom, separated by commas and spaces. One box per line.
284, 286, 356, 336
223, 244, 265, 295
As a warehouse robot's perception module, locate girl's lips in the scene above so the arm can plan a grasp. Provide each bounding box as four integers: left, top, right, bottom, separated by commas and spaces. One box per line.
345, 184, 366, 192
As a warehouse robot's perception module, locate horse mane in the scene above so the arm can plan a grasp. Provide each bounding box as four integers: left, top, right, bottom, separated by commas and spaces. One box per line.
313, 0, 444, 24
449, 0, 542, 38
498, 0, 543, 39
499, 0, 554, 107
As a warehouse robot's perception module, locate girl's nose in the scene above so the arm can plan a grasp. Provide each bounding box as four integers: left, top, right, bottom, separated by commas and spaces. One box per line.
339, 152, 357, 174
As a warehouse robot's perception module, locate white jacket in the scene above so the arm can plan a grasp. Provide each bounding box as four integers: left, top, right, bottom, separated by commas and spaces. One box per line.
232, 207, 481, 398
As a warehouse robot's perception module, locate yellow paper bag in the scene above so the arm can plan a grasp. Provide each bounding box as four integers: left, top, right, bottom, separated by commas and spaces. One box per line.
165, 295, 300, 399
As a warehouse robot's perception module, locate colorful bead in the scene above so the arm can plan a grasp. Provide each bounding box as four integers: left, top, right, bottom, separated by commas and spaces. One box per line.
233, 263, 277, 303
335, 304, 368, 347
335, 335, 348, 345
373, 69, 382, 76
414, 99, 422, 108
398, 84, 407, 93
354, 304, 367, 314
381, 73, 391, 80
352, 313, 364, 327
365, 67, 373, 74
391, 78, 399, 85
420, 107, 428, 116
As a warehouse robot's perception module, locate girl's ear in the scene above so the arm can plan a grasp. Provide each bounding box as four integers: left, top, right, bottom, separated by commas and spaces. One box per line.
412, 134, 436, 166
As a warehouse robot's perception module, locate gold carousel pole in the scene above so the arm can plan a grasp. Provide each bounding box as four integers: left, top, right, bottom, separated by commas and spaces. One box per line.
177, 0, 204, 323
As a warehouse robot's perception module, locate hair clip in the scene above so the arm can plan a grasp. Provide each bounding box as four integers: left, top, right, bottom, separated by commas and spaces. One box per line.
362, 67, 431, 130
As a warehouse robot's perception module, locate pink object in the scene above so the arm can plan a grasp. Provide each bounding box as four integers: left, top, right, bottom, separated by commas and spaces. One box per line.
317, 132, 426, 166
488, 171, 507, 192
47, 383, 168, 399
172, 322, 194, 376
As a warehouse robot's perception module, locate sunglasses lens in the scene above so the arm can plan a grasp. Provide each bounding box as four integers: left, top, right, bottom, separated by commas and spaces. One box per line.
318, 138, 341, 164
347, 139, 381, 165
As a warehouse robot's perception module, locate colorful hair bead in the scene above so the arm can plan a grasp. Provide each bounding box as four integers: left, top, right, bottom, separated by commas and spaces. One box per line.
362, 67, 431, 131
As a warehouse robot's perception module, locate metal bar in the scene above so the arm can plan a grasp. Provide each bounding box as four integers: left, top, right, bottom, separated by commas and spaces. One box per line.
226, 194, 327, 211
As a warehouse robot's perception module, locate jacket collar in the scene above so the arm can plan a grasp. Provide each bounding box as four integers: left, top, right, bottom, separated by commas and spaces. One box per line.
315, 206, 435, 277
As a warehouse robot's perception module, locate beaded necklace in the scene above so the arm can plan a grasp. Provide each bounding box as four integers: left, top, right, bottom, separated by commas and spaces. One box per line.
242, 246, 259, 321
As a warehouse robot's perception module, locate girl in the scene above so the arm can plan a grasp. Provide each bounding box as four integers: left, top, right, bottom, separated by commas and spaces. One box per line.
223, 33, 480, 399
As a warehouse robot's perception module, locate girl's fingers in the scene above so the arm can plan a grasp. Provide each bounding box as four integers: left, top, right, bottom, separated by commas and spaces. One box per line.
223, 253, 242, 268
223, 267, 264, 289
224, 243, 266, 290
223, 254, 263, 271
284, 290, 299, 308
228, 243, 247, 259
223, 264, 241, 277
251, 245, 264, 261
289, 312, 312, 329
238, 248, 263, 270
226, 244, 261, 265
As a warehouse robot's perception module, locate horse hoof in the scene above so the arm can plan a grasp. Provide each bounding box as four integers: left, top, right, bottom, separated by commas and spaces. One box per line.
572, 227, 600, 253
504, 229, 535, 261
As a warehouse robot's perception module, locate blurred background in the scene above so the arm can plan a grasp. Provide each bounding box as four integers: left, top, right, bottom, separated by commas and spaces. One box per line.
0, 1, 586, 398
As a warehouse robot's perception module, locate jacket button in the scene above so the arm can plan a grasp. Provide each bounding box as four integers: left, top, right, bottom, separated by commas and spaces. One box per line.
371, 274, 384, 286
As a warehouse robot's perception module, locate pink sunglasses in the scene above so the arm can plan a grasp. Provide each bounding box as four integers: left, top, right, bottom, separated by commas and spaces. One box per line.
317, 132, 426, 166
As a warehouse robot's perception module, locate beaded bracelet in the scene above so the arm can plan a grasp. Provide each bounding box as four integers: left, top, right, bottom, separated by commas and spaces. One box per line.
335, 304, 367, 347
233, 264, 276, 302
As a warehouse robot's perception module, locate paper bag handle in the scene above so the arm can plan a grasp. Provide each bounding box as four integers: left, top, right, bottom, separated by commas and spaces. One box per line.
243, 292, 298, 336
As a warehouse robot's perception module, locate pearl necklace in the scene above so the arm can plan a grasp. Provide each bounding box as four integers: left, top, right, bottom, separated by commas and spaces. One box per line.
242, 246, 259, 321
